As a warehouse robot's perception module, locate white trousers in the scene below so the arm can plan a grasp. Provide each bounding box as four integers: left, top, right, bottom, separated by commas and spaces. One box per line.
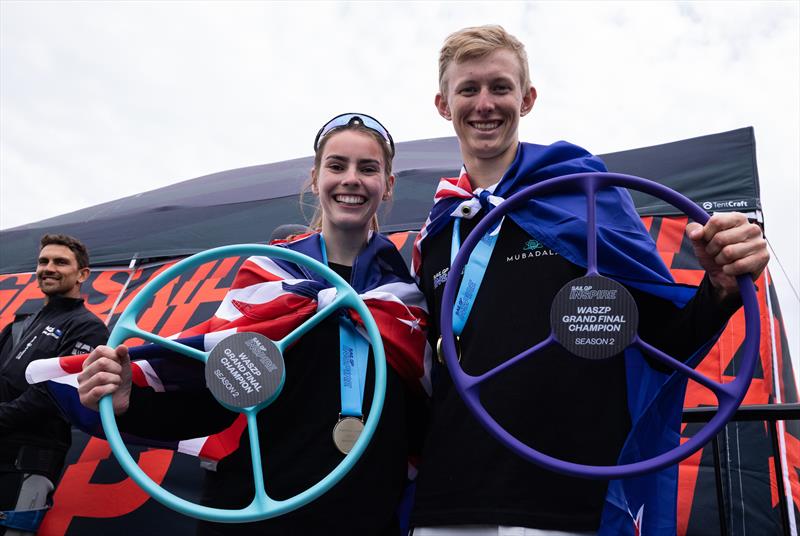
412, 527, 596, 536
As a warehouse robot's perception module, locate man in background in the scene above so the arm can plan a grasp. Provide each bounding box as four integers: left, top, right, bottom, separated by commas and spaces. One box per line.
0, 234, 108, 535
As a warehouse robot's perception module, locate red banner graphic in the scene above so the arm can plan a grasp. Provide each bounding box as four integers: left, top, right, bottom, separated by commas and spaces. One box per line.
1, 229, 797, 535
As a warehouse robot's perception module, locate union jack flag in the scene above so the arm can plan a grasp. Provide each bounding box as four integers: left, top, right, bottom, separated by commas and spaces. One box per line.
27, 232, 431, 462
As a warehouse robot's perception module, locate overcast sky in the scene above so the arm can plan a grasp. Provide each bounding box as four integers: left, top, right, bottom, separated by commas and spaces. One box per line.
1, 1, 798, 369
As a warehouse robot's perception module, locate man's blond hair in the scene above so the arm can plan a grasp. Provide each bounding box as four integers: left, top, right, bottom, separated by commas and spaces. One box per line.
438, 25, 531, 94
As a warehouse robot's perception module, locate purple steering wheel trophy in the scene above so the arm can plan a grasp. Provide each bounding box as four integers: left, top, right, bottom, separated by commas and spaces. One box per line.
439, 172, 760, 480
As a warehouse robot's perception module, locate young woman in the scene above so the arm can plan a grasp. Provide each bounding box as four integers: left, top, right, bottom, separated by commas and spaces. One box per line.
77, 113, 429, 535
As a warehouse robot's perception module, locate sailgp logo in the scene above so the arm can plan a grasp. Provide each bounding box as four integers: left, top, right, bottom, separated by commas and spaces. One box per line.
245, 336, 278, 373
569, 285, 617, 300
433, 267, 449, 289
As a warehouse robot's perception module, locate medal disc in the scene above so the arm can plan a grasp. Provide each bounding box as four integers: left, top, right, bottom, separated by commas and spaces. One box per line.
205, 332, 285, 408
549, 275, 639, 360
332, 416, 364, 454
436, 335, 461, 365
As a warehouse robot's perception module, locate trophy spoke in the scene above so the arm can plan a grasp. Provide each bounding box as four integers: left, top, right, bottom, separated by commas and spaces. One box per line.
467, 334, 558, 390
584, 178, 599, 275
275, 292, 351, 353
634, 337, 729, 398
125, 325, 208, 363
245, 410, 273, 505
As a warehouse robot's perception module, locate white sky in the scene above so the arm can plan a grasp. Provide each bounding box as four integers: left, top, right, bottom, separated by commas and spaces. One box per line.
1, 1, 798, 372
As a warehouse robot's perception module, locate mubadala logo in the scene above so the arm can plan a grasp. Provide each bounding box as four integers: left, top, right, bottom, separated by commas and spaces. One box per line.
523, 239, 543, 251
701, 199, 750, 211
507, 238, 556, 263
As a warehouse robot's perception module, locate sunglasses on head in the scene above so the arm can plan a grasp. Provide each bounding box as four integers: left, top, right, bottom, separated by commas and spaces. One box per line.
313, 113, 395, 157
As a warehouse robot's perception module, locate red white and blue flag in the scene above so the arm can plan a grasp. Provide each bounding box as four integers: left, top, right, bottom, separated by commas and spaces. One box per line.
411, 141, 695, 305
27, 232, 431, 462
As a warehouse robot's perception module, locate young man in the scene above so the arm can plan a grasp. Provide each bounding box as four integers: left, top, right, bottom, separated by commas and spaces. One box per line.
410, 26, 769, 536
0, 234, 108, 535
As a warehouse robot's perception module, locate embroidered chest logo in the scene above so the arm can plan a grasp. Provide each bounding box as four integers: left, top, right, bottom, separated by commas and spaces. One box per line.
433, 267, 449, 289
523, 239, 542, 251
506, 237, 557, 263
72, 341, 94, 354
42, 326, 63, 339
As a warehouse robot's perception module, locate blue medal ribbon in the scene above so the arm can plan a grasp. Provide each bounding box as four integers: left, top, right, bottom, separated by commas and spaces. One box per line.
338, 318, 369, 418
450, 215, 502, 336
320, 234, 369, 419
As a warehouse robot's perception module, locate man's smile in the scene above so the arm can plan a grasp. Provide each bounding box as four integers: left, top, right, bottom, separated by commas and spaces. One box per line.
469, 120, 502, 132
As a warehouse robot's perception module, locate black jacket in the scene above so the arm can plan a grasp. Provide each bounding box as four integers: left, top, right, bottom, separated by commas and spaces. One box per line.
411, 217, 739, 531
0, 295, 108, 475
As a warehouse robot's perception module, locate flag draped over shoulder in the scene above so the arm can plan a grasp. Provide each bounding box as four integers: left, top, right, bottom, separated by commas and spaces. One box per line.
412, 141, 696, 305
413, 140, 712, 536
27, 232, 431, 462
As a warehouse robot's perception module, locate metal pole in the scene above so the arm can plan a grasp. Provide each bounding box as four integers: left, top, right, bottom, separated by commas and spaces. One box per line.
711, 433, 729, 536
769, 419, 792, 536
683, 404, 800, 535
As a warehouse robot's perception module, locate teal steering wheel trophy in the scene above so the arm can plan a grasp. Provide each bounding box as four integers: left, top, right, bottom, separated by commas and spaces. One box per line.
100, 244, 387, 523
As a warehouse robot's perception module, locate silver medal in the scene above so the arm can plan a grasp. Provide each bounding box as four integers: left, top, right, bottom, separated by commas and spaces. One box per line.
332, 416, 364, 454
